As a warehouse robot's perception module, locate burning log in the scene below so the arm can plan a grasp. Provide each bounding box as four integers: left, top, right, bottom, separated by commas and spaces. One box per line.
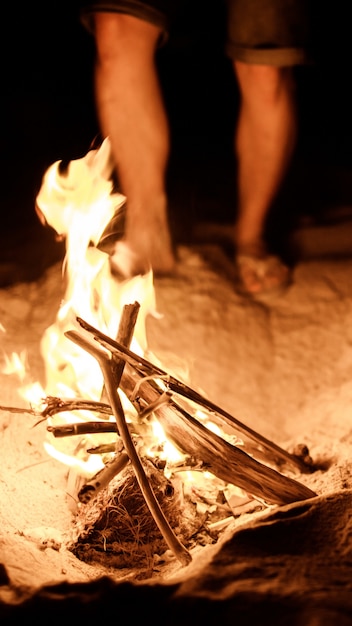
118, 365, 316, 506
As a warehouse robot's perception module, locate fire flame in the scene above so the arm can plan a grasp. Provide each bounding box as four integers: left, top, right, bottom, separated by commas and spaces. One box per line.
34, 138, 185, 478
2, 138, 249, 522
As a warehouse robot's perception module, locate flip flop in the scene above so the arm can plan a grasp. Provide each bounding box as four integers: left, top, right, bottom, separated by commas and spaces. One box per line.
235, 253, 291, 301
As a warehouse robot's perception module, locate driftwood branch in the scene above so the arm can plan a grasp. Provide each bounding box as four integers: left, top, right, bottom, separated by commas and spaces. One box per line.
66, 329, 192, 566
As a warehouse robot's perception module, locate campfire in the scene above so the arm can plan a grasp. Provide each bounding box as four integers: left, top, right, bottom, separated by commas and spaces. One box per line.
1, 139, 317, 576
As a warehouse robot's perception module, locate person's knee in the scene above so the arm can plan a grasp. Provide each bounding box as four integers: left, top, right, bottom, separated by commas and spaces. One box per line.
93, 12, 162, 59
234, 61, 294, 101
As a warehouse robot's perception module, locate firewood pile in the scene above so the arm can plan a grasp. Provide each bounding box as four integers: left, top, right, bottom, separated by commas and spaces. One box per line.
0, 301, 317, 571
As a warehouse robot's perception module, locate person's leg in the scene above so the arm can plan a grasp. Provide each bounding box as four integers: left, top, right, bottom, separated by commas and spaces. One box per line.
233, 61, 296, 257
93, 12, 175, 276
224, 0, 312, 297
232, 61, 296, 295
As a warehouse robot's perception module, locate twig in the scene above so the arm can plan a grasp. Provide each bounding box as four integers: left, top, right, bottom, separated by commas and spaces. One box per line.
66, 329, 192, 566
47, 421, 118, 438
0, 398, 113, 421
41, 397, 112, 418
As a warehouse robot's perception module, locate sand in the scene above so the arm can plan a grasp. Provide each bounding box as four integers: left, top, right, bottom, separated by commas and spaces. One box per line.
1, 221, 352, 622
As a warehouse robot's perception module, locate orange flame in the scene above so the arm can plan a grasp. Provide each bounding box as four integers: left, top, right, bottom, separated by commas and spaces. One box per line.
33, 139, 169, 476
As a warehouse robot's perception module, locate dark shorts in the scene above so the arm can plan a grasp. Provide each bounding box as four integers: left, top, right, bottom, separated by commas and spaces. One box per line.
80, 0, 312, 66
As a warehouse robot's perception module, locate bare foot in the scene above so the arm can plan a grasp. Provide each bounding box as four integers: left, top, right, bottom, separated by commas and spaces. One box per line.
234, 240, 291, 299
235, 253, 291, 298
110, 214, 176, 278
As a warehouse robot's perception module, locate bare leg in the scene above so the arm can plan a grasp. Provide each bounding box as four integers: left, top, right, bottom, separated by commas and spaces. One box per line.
94, 13, 175, 276
232, 61, 297, 294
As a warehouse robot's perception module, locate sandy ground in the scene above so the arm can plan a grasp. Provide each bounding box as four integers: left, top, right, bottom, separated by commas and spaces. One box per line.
1, 220, 352, 622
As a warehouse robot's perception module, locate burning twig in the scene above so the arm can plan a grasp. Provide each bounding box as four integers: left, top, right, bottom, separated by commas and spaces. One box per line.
41, 397, 112, 418
66, 329, 192, 566
47, 421, 118, 438
0, 398, 112, 420
78, 452, 130, 503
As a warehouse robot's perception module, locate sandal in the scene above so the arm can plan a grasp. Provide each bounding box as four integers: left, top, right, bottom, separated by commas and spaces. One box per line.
235, 253, 291, 301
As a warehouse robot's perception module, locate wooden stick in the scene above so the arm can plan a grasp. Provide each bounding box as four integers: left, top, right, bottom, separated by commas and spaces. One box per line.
76, 317, 312, 475
0, 404, 37, 415
66, 329, 192, 566
47, 421, 118, 438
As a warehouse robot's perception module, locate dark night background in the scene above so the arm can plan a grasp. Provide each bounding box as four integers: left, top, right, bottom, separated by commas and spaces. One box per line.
2, 1, 352, 257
